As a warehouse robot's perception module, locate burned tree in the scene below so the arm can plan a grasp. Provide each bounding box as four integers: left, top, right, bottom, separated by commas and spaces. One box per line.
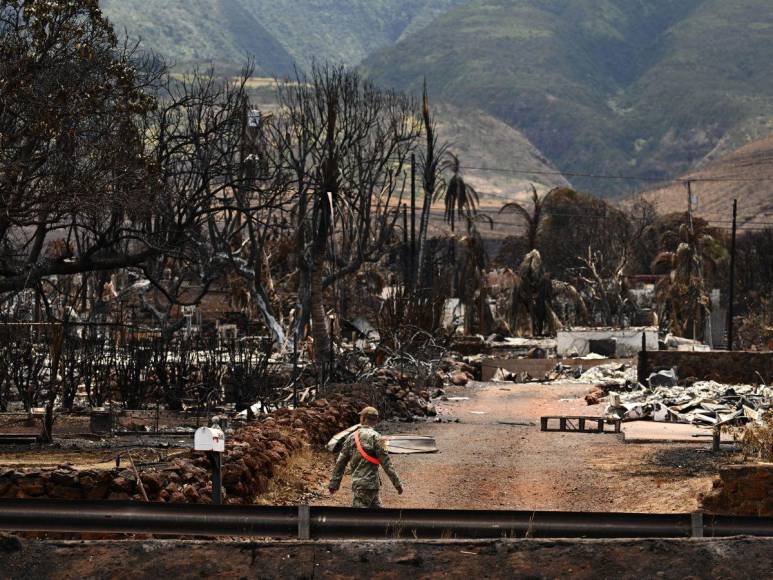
267, 66, 418, 365
0, 0, 160, 294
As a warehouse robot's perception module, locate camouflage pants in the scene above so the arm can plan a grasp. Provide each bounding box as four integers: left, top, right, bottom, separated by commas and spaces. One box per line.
352, 487, 381, 508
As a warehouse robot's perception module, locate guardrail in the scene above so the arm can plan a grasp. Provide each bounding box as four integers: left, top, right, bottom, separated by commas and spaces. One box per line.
2, 500, 773, 540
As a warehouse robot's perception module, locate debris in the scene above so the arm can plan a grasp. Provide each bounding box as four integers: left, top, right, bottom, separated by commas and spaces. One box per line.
603, 380, 773, 426
383, 435, 438, 454
576, 363, 637, 385
450, 371, 471, 386
540, 415, 621, 433
492, 368, 534, 383
648, 369, 678, 388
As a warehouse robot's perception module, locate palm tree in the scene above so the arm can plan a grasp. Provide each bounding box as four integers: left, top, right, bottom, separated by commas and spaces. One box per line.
652, 222, 725, 340
498, 185, 554, 250
416, 80, 446, 284
441, 153, 478, 232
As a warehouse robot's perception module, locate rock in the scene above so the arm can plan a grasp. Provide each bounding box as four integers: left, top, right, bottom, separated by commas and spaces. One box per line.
110, 477, 134, 495
0, 477, 11, 496
450, 372, 469, 386
140, 472, 163, 494
18, 476, 46, 497
84, 484, 110, 500
183, 485, 200, 502
107, 491, 131, 501
50, 469, 79, 487
47, 484, 84, 501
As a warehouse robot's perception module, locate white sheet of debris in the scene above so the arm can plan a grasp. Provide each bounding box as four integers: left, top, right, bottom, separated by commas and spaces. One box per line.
605, 381, 773, 426
574, 363, 637, 385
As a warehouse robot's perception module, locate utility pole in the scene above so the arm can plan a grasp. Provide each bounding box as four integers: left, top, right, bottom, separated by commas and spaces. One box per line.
410, 153, 416, 288
727, 199, 738, 351
402, 204, 409, 283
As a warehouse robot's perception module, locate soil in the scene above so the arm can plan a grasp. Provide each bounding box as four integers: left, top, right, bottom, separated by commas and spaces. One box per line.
311, 381, 732, 512
3, 537, 773, 579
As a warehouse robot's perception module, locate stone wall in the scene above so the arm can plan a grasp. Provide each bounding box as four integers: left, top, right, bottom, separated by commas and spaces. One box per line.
0, 394, 364, 504
701, 464, 773, 516
0, 376, 441, 505
638, 351, 773, 384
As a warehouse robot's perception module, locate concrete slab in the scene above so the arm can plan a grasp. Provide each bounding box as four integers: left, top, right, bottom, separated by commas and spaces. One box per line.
621, 421, 734, 444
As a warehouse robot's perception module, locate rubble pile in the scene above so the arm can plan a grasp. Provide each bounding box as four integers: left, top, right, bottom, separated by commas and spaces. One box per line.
576, 363, 637, 385
439, 356, 476, 387
605, 381, 773, 426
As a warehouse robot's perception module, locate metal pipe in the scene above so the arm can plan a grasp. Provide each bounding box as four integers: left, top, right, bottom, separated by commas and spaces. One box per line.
0, 500, 296, 537
2, 501, 773, 540
310, 508, 692, 539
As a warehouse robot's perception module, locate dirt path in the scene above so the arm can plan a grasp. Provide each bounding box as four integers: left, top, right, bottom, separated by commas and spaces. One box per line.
313, 381, 727, 512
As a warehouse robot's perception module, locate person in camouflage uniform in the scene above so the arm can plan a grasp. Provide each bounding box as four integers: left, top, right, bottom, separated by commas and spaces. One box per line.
328, 406, 403, 507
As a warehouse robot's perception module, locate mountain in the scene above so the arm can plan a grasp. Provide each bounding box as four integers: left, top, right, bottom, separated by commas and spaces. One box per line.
361, 0, 773, 195
432, 103, 569, 201
101, 0, 296, 75
640, 136, 773, 226
101, 0, 466, 74
246, 82, 568, 199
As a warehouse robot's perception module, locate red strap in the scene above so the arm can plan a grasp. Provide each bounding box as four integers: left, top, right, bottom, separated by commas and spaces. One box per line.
354, 430, 381, 465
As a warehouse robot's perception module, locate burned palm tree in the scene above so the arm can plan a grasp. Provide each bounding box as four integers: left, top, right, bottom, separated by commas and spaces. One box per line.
441, 153, 478, 232
416, 81, 448, 283
456, 215, 494, 334
652, 222, 724, 340
509, 250, 585, 336
499, 185, 555, 251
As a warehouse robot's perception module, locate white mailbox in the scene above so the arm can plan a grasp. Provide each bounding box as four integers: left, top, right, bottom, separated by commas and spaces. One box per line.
194, 426, 225, 452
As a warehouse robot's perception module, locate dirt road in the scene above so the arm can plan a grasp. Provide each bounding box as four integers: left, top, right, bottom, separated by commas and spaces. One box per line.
314, 381, 726, 512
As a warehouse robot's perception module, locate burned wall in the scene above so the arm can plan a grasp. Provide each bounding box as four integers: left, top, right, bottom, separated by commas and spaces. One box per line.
638, 351, 773, 385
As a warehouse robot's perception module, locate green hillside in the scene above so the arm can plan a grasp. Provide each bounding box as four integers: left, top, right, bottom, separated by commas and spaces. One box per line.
101, 0, 296, 75
101, 0, 466, 73
361, 0, 773, 194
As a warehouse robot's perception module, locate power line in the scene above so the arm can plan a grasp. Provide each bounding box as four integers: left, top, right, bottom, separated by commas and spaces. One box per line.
458, 164, 773, 185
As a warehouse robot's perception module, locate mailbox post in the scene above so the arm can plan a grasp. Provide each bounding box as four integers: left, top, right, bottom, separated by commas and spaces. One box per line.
194, 424, 225, 505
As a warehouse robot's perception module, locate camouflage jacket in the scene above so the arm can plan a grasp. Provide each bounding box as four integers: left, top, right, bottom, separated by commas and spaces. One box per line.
329, 426, 402, 491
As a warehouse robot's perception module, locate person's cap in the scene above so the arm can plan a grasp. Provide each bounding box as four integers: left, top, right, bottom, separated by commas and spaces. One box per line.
359, 406, 379, 420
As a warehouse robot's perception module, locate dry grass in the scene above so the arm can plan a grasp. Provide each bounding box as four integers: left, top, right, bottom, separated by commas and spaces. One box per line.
253, 446, 330, 505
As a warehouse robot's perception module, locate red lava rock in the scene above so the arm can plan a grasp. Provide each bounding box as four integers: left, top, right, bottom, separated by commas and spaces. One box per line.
183, 485, 200, 503
169, 492, 185, 503
47, 484, 84, 501
107, 491, 130, 501
585, 390, 604, 405
450, 372, 470, 386
18, 476, 47, 497
84, 484, 110, 500
110, 477, 134, 495
50, 470, 79, 487
140, 472, 163, 494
